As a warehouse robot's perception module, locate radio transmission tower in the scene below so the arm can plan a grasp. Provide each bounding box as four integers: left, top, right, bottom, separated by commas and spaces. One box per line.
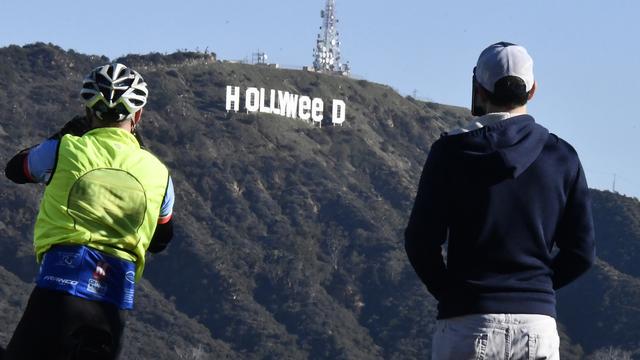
313, 0, 350, 75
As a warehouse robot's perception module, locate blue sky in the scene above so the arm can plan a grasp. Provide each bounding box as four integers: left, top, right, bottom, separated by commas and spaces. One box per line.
2, 0, 639, 197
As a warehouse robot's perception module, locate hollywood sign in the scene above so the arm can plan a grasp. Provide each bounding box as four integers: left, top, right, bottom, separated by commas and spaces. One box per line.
225, 86, 346, 126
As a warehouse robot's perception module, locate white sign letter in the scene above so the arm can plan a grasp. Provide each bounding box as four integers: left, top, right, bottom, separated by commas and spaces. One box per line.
269, 89, 278, 115
246, 87, 260, 112
332, 99, 346, 125
298, 96, 312, 121
226, 86, 240, 112
279, 91, 299, 118
259, 88, 272, 114
311, 98, 324, 126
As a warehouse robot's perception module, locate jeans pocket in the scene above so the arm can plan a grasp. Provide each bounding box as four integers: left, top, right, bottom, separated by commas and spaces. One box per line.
528, 332, 560, 360
432, 329, 487, 360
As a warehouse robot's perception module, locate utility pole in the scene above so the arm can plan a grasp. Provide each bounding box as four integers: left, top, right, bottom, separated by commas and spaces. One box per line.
313, 0, 350, 75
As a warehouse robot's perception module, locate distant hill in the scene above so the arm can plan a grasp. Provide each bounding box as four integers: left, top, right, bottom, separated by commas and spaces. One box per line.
0, 43, 638, 359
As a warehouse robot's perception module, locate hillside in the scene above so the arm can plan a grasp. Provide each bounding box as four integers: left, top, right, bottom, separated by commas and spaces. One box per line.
0, 43, 639, 359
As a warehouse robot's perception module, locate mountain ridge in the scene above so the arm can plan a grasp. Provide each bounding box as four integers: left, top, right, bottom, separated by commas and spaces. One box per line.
0, 43, 638, 359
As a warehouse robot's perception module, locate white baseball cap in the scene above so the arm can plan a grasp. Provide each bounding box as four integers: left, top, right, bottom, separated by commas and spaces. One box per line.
475, 42, 534, 92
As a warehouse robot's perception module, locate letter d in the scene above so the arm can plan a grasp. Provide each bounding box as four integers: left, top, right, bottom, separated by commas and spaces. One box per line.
332, 100, 346, 125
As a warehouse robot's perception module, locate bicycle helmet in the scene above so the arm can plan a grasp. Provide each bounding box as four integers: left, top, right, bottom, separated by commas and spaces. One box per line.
80, 63, 148, 122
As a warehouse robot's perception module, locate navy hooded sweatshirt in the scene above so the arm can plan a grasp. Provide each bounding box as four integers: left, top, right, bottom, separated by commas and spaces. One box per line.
405, 114, 595, 319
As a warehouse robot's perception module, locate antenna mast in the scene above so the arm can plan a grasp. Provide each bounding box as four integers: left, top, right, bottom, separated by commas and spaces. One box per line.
313, 0, 350, 75
252, 50, 268, 65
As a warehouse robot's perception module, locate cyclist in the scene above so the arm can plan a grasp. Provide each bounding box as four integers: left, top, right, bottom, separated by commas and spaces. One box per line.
3, 63, 175, 359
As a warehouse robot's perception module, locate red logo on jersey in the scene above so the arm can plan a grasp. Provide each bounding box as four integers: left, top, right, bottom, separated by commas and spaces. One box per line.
92, 261, 110, 281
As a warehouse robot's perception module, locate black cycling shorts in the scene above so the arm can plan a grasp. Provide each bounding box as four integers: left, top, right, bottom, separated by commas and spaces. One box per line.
4, 286, 125, 360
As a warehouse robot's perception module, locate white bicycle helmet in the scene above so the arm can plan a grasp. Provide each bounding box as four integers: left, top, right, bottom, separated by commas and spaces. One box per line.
80, 63, 148, 122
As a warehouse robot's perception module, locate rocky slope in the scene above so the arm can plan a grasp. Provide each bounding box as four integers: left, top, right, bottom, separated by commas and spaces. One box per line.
0, 43, 638, 359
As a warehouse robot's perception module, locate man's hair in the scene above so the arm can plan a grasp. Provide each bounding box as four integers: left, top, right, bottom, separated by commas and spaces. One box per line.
486, 76, 530, 108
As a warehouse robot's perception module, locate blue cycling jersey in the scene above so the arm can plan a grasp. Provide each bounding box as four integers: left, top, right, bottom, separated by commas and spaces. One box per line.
36, 245, 136, 309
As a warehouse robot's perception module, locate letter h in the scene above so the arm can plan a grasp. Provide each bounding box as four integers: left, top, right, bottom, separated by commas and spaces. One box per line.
226, 86, 240, 112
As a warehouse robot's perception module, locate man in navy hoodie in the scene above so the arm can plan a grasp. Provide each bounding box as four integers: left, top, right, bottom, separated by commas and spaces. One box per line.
405, 42, 595, 359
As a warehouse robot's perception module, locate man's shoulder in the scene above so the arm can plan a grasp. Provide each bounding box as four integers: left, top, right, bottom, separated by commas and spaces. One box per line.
541, 133, 584, 175
138, 148, 169, 171
545, 133, 580, 158
427, 136, 450, 156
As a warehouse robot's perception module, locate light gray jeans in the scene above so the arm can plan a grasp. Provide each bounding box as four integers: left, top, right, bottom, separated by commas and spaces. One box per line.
431, 314, 560, 360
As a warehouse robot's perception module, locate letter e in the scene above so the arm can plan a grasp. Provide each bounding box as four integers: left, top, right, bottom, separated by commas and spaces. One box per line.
299, 96, 312, 121
311, 98, 324, 126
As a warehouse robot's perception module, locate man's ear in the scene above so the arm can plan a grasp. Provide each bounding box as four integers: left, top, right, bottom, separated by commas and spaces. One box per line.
85, 107, 95, 120
527, 82, 537, 100
472, 77, 488, 116
476, 82, 491, 101
85, 107, 99, 128
134, 109, 143, 122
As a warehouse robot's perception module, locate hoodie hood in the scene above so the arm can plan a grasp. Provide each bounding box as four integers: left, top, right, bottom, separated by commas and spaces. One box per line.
446, 114, 549, 179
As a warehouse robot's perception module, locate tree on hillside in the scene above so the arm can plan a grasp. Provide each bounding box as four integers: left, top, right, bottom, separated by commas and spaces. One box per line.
586, 346, 633, 360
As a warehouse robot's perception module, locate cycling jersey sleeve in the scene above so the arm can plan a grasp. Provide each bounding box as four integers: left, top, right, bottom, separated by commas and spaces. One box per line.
158, 177, 174, 224
27, 140, 60, 183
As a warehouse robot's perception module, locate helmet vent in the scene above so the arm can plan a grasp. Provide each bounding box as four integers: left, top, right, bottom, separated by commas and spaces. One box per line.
113, 89, 126, 101
96, 73, 111, 88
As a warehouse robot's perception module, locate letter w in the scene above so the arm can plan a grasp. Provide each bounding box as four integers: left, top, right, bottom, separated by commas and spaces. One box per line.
278, 91, 299, 119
